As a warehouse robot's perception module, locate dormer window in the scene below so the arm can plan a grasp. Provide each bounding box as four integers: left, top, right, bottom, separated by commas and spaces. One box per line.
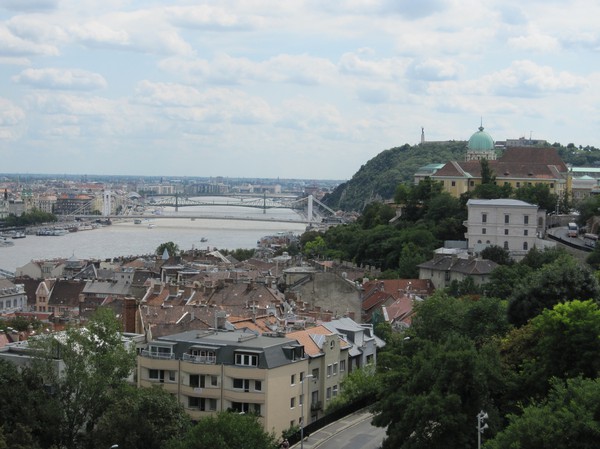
235, 352, 259, 367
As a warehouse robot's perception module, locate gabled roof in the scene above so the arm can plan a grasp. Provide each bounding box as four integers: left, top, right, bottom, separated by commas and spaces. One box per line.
418, 256, 498, 275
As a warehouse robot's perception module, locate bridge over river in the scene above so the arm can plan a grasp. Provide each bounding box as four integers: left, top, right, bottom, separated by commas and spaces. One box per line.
69, 194, 338, 226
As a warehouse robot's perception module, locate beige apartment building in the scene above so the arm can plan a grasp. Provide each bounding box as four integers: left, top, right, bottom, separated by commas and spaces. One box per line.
137, 327, 351, 435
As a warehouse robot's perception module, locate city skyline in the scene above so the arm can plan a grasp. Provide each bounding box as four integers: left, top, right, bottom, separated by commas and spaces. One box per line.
1, 1, 599, 180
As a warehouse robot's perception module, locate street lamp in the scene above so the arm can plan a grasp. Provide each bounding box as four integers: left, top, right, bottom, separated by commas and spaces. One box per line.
477, 410, 488, 449
300, 374, 314, 449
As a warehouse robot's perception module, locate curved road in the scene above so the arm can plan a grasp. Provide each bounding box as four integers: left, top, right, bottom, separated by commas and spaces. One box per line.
294, 410, 387, 449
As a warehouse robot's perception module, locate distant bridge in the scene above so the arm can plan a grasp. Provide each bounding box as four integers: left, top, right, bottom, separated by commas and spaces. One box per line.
64, 194, 338, 226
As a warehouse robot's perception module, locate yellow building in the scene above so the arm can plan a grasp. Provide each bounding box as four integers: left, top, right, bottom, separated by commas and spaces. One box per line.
431, 127, 570, 198
137, 327, 350, 435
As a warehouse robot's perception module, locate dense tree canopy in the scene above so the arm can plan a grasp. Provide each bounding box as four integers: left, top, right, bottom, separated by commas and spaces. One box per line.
166, 412, 278, 449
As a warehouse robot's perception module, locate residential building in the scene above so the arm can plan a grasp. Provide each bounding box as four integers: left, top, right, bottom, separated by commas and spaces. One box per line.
417, 249, 498, 289
464, 199, 550, 258
137, 329, 312, 435
0, 278, 27, 313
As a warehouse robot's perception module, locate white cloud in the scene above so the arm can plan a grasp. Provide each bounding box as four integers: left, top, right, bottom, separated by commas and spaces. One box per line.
14, 68, 108, 90
0, 25, 60, 56
406, 58, 463, 81
484, 60, 588, 97
1, 0, 58, 12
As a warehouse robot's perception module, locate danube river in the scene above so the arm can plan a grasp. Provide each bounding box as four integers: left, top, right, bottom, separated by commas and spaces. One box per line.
0, 204, 307, 273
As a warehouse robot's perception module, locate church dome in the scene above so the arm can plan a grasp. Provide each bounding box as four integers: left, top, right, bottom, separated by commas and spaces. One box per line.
468, 126, 495, 151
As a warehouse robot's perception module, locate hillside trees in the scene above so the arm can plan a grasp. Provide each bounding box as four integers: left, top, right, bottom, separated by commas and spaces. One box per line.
323, 141, 467, 211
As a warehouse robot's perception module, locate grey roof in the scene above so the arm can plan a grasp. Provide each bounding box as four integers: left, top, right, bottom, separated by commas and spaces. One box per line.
418, 256, 498, 275
467, 198, 535, 208
154, 329, 302, 369
82, 279, 131, 296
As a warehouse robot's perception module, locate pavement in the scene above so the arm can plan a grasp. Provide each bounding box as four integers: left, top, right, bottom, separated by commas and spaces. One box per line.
291, 409, 374, 449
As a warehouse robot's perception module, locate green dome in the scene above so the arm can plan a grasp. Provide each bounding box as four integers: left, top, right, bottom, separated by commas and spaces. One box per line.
468, 126, 495, 151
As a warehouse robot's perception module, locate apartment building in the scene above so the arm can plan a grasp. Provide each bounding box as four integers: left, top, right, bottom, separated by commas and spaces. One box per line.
138, 328, 326, 435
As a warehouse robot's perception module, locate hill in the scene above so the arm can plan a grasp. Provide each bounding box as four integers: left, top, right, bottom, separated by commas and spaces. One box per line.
323, 141, 467, 211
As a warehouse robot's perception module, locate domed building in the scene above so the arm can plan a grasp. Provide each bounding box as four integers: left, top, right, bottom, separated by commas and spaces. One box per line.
466, 125, 497, 161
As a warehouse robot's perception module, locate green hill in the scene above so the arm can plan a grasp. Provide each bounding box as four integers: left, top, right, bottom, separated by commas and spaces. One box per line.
323, 141, 467, 211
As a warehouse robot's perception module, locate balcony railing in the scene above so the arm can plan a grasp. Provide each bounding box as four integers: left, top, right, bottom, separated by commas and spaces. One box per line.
182, 353, 217, 364
141, 350, 175, 360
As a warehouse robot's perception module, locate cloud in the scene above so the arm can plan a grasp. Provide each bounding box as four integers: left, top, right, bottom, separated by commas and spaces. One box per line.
159, 53, 337, 86
166, 5, 263, 30
484, 60, 588, 97
13, 68, 108, 91
508, 32, 560, 52
1, 0, 58, 12
0, 25, 60, 56
406, 58, 463, 81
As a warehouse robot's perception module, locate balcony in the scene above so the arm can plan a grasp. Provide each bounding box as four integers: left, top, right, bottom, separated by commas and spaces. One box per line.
311, 401, 322, 411
141, 350, 175, 360
182, 353, 216, 364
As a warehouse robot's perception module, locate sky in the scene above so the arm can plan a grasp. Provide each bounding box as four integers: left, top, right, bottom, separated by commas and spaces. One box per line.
0, 0, 599, 180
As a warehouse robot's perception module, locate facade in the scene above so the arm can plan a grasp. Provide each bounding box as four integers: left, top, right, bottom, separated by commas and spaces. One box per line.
417, 250, 499, 289
464, 199, 547, 257
53, 193, 95, 215
0, 279, 27, 313
138, 329, 317, 435
432, 136, 571, 198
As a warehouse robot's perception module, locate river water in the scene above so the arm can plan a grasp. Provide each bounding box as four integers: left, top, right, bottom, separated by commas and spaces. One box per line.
0, 202, 307, 273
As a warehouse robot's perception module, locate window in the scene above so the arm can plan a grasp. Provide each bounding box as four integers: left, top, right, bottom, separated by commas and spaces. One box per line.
327, 365, 332, 377
550, 183, 554, 188
300, 371, 305, 382
524, 215, 529, 225
232, 402, 260, 415
233, 378, 250, 392
504, 229, 509, 235
445, 271, 451, 281
470, 181, 475, 186
235, 352, 258, 367
523, 242, 528, 250
477, 240, 482, 244
211, 375, 218, 387
188, 397, 217, 411
291, 374, 296, 385
482, 228, 486, 234
333, 363, 338, 376
254, 380, 262, 391
504, 241, 509, 250
482, 213, 487, 223
504, 214, 509, 224
312, 368, 319, 380
332, 385, 338, 397
300, 393, 304, 406
524, 230, 528, 236
290, 397, 295, 408
326, 387, 332, 400
451, 181, 456, 186
516, 182, 520, 187
340, 360, 346, 372
190, 375, 200, 388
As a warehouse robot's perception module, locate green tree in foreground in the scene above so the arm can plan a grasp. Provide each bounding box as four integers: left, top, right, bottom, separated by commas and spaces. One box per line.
91, 385, 190, 449
166, 412, 278, 449
31, 308, 136, 449
326, 364, 379, 413
485, 377, 600, 449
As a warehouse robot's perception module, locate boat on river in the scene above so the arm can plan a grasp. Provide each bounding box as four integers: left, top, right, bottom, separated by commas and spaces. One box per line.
0, 238, 14, 247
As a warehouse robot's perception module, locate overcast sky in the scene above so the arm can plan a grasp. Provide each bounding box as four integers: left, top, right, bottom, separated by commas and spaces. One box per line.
0, 0, 598, 180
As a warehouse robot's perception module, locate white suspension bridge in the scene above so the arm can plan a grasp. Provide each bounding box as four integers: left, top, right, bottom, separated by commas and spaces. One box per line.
68, 193, 339, 226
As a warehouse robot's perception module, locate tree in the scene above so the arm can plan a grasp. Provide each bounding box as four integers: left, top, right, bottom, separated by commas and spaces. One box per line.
485, 377, 600, 449
91, 385, 191, 449
156, 241, 179, 257
507, 255, 600, 326
373, 334, 501, 449
0, 360, 62, 449
480, 245, 512, 266
31, 308, 136, 449
326, 364, 379, 413
166, 412, 278, 449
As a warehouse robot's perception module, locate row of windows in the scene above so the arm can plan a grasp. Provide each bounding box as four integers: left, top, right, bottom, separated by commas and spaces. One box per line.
482, 213, 532, 225
0, 298, 25, 309
481, 228, 529, 236
450, 181, 555, 189
475, 241, 529, 250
